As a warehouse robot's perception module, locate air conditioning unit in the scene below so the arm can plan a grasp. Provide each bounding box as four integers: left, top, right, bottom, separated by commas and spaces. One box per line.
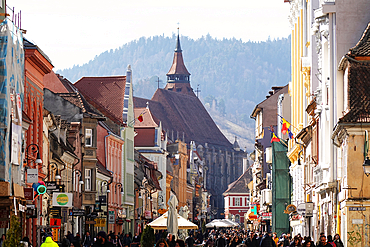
261, 189, 272, 205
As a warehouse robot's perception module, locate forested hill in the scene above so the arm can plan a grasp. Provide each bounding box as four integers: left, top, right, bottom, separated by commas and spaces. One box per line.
58, 34, 291, 151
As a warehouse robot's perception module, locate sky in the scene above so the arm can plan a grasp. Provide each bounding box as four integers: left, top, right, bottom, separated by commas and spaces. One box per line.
8, 0, 291, 70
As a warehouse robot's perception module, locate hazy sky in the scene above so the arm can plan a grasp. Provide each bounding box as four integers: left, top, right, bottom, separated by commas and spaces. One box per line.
9, 0, 291, 70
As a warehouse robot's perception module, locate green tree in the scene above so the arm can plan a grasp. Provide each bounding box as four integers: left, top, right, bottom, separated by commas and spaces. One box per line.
140, 225, 155, 247
5, 215, 22, 247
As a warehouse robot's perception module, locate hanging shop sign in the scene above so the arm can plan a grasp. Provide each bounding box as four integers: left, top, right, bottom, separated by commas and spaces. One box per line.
95, 218, 106, 227
27, 169, 38, 183
50, 218, 61, 228
108, 211, 115, 224
24, 188, 34, 200
72, 208, 85, 216
144, 210, 152, 219
284, 204, 297, 214
261, 212, 272, 220
52, 193, 73, 207
50, 207, 61, 218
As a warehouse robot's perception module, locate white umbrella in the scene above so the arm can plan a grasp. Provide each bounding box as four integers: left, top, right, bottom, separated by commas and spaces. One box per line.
205, 219, 233, 228
167, 194, 179, 238
148, 212, 198, 230
222, 219, 239, 227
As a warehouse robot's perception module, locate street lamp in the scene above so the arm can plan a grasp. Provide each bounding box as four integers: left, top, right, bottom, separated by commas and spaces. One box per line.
116, 183, 124, 195
24, 143, 42, 166
48, 162, 61, 180
75, 170, 84, 185
102, 177, 113, 231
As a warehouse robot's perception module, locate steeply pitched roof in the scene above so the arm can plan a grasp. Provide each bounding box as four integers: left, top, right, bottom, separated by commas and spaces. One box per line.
167, 35, 190, 76
349, 22, 370, 57
134, 107, 160, 128
339, 62, 370, 123
223, 169, 252, 194
134, 89, 232, 148
74, 76, 126, 124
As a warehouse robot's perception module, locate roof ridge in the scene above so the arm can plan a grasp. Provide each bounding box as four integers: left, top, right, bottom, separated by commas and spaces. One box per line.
349, 22, 370, 56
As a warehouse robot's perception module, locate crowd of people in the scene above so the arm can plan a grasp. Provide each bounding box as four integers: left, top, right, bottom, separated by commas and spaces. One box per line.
59, 231, 140, 247
33, 229, 345, 247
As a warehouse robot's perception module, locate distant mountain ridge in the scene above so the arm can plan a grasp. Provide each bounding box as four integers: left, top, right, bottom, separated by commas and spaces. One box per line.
58, 34, 291, 151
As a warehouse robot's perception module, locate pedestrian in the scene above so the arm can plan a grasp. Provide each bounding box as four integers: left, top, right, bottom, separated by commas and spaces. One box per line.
288, 236, 301, 247
157, 238, 170, 247
333, 234, 343, 247
316, 235, 329, 247
132, 232, 140, 243
260, 232, 276, 247
40, 236, 59, 247
62, 235, 71, 247
215, 234, 226, 247
113, 235, 122, 247
67, 231, 75, 244
327, 235, 335, 247
0, 234, 5, 247
176, 239, 186, 247
272, 233, 279, 246
122, 233, 132, 247
230, 235, 241, 247
93, 231, 113, 247
83, 232, 92, 247
186, 233, 195, 247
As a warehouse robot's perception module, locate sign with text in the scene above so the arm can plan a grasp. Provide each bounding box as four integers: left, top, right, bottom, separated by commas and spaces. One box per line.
52, 193, 73, 207
27, 169, 38, 183
349, 207, 366, 211
50, 218, 61, 228
24, 188, 34, 200
72, 208, 85, 216
50, 207, 61, 218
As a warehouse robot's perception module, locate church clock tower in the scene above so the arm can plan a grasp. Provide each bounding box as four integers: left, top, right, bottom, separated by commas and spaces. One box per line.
164, 33, 194, 95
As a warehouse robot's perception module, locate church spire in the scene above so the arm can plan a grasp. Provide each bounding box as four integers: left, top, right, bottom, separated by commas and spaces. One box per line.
175, 33, 182, 52
166, 32, 191, 82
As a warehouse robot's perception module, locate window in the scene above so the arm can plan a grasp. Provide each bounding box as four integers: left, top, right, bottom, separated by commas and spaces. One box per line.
85, 169, 91, 191
235, 198, 240, 206
85, 129, 92, 147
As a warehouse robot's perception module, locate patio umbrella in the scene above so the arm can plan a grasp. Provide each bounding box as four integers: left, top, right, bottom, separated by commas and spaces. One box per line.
148, 212, 198, 230
205, 219, 233, 228
167, 194, 179, 238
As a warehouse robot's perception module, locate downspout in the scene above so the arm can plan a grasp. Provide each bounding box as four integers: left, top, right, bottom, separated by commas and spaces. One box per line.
71, 157, 80, 193
277, 94, 284, 139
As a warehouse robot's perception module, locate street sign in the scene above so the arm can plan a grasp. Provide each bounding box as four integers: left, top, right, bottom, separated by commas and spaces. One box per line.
50, 207, 61, 218
72, 208, 85, 216
108, 211, 115, 224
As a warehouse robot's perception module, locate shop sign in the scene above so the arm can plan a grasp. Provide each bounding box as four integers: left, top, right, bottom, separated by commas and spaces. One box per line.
352, 219, 363, 224
349, 207, 366, 211
50, 207, 61, 218
50, 218, 61, 228
261, 212, 272, 220
99, 195, 107, 205
52, 193, 73, 207
27, 169, 38, 183
284, 204, 297, 214
26, 205, 37, 219
24, 188, 34, 200
95, 218, 106, 227
116, 218, 124, 225
144, 210, 151, 219
158, 208, 167, 214
291, 214, 302, 221
118, 209, 126, 218
86, 220, 96, 225
72, 208, 85, 216
108, 211, 115, 224
52, 228, 59, 242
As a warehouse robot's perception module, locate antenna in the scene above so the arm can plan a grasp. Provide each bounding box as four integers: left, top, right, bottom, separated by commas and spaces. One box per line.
195, 84, 201, 98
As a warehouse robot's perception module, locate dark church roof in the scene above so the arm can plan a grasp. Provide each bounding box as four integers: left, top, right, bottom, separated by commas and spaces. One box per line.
134, 88, 232, 149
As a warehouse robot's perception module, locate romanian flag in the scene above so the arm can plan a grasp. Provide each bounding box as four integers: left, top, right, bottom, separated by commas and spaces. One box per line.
281, 118, 291, 135
288, 128, 294, 139
138, 114, 143, 122
271, 133, 280, 143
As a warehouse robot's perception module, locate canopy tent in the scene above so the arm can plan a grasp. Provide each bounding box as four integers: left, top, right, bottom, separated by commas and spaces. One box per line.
148, 212, 198, 230
205, 219, 238, 228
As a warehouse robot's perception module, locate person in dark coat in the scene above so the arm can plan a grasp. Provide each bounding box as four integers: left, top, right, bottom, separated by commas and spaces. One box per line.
288, 236, 301, 247
333, 234, 343, 247
67, 231, 75, 244
93, 231, 114, 247
260, 233, 276, 247
215, 234, 226, 247
185, 233, 195, 247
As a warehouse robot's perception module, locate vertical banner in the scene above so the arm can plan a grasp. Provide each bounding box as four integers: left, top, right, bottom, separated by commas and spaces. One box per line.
0, 19, 24, 181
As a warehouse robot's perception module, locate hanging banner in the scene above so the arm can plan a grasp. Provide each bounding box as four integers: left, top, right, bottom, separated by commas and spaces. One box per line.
52, 193, 73, 207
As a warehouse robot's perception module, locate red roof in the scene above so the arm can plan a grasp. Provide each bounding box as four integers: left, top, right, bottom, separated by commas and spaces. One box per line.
74, 76, 126, 124
223, 169, 252, 194
167, 52, 191, 76
134, 107, 160, 127
134, 88, 232, 148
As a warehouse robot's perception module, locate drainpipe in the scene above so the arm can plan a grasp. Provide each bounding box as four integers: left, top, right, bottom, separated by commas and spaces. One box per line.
277, 94, 284, 139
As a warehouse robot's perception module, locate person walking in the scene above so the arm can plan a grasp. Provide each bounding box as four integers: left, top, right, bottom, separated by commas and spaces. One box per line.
40, 236, 59, 247
333, 234, 343, 247
62, 235, 71, 247
93, 231, 114, 247
260, 232, 276, 247
288, 236, 301, 247
215, 234, 226, 247
83, 232, 92, 247
316, 235, 329, 247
